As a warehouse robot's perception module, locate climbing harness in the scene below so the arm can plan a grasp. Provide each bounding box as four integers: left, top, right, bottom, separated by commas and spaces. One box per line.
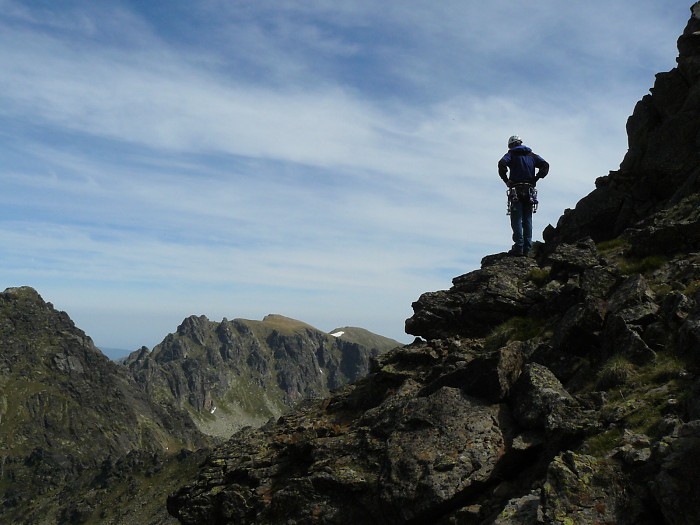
506, 183, 538, 215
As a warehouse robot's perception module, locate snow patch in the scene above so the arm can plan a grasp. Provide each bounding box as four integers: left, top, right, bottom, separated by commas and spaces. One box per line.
330, 331, 345, 338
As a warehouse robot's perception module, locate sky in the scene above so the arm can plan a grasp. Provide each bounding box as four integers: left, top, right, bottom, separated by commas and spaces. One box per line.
0, 1, 694, 358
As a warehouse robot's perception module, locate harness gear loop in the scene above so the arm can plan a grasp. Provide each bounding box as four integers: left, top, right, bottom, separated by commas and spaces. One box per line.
507, 182, 538, 214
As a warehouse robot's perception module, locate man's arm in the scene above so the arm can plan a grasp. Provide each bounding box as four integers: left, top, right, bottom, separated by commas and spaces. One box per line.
535, 156, 549, 180
498, 156, 510, 184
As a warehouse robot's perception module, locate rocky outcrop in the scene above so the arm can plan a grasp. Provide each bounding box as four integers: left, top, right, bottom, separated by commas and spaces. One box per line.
169, 233, 700, 524
545, 2, 700, 246
126, 314, 398, 438
168, 5, 700, 524
405, 255, 542, 340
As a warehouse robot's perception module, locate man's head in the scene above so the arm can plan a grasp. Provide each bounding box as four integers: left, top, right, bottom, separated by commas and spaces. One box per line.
508, 135, 523, 148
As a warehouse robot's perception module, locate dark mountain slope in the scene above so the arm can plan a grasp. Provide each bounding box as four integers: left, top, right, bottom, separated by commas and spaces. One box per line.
0, 289, 396, 523
0, 287, 209, 524
168, 4, 700, 525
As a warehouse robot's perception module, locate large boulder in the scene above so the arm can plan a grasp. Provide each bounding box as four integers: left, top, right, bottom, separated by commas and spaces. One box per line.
168, 386, 512, 525
406, 254, 540, 340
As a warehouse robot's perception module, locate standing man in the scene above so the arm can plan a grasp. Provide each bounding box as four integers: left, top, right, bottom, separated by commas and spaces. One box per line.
498, 135, 549, 256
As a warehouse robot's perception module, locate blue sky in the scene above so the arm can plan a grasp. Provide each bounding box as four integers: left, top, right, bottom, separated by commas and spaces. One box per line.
0, 1, 693, 356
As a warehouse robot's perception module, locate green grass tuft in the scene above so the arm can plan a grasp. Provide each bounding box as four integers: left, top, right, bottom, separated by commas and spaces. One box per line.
526, 267, 551, 286
596, 238, 628, 253
596, 355, 635, 390
484, 316, 546, 351
584, 428, 624, 458
619, 255, 668, 276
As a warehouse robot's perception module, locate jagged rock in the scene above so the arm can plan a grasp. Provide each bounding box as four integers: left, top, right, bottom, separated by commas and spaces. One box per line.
660, 290, 694, 324
549, 301, 605, 355
624, 194, 700, 257
678, 306, 700, 364
420, 342, 525, 402
167, 8, 700, 524
537, 240, 619, 320
128, 314, 397, 437
9, 6, 700, 524
509, 363, 574, 431
613, 430, 653, 467
602, 314, 657, 365
493, 490, 542, 525
168, 386, 512, 525
0, 287, 209, 525
687, 380, 700, 420
541, 452, 634, 525
544, 238, 605, 280
650, 421, 700, 525
379, 387, 507, 521
546, 5, 700, 246
580, 264, 620, 300
607, 274, 659, 325
406, 254, 540, 340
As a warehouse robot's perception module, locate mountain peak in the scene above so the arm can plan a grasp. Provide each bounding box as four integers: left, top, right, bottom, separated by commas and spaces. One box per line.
261, 313, 316, 330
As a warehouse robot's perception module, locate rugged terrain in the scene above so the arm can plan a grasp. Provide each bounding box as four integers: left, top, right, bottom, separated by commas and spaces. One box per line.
0, 286, 210, 524
125, 314, 399, 437
167, 4, 700, 524
0, 289, 397, 524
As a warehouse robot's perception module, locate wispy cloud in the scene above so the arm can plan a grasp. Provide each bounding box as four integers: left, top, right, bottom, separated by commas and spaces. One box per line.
0, 0, 692, 349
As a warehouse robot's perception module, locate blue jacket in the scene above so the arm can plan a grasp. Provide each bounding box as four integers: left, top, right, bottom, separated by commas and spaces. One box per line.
498, 145, 549, 184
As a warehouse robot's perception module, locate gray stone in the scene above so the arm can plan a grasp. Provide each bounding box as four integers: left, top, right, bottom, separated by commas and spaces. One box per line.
650, 421, 700, 525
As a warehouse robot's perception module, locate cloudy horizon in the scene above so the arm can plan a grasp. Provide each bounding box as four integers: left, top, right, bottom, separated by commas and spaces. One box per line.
0, 1, 692, 356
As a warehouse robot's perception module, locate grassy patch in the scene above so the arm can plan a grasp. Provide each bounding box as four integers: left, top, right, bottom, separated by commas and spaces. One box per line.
584, 428, 624, 458
585, 347, 694, 458
684, 279, 700, 297
596, 238, 628, 253
484, 316, 546, 351
637, 353, 687, 385
624, 392, 669, 436
619, 255, 668, 276
525, 267, 551, 286
650, 283, 672, 298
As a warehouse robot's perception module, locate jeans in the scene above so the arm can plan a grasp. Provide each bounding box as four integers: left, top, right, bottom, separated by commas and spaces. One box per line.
510, 200, 533, 254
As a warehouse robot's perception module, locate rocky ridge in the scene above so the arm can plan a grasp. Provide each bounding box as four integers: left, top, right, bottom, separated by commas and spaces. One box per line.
167, 5, 700, 525
125, 314, 399, 438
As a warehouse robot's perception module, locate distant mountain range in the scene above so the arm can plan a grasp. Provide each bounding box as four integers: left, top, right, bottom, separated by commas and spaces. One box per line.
0, 288, 399, 524
124, 313, 400, 437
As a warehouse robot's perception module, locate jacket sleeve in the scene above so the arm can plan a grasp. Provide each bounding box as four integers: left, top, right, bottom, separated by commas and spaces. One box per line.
535, 155, 549, 179
497, 155, 509, 183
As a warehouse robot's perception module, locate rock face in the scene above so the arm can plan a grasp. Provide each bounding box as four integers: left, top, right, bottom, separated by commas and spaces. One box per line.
0, 287, 209, 525
168, 5, 700, 524
545, 2, 700, 247
126, 314, 398, 437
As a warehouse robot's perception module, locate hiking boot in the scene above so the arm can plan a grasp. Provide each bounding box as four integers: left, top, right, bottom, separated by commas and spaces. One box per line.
508, 248, 523, 257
